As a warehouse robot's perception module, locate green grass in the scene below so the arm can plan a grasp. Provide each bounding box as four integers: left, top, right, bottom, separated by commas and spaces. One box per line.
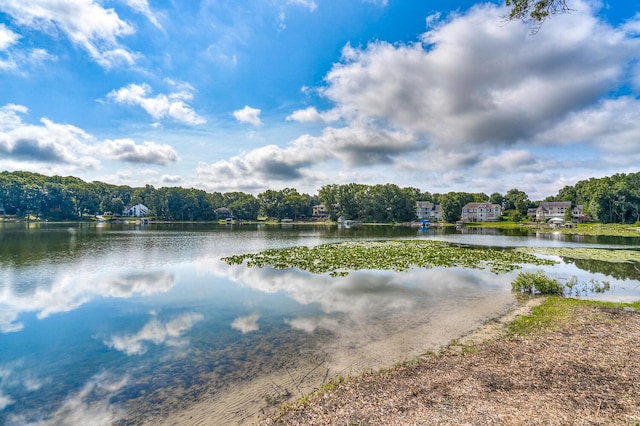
507, 297, 640, 337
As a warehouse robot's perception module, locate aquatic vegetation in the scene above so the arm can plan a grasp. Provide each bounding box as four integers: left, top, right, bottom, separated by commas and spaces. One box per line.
535, 223, 640, 237
222, 240, 556, 276
511, 271, 564, 295
518, 247, 640, 263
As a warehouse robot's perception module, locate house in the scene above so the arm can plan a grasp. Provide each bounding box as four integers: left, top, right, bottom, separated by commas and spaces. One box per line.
527, 202, 584, 222
312, 204, 339, 219
461, 202, 502, 222
125, 203, 149, 217
312, 204, 329, 218
416, 201, 442, 221
215, 207, 232, 219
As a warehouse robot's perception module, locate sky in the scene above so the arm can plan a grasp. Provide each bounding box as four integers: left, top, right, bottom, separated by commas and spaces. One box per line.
0, 0, 639, 200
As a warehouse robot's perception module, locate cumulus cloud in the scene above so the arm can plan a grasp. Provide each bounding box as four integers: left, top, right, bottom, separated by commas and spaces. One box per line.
230, 314, 260, 334
285, 106, 340, 123
250, 0, 640, 197
161, 174, 183, 183
0, 0, 137, 68
102, 139, 178, 165
0, 104, 99, 169
104, 312, 204, 355
233, 105, 262, 126
0, 103, 182, 173
107, 82, 206, 126
196, 123, 420, 191
317, 1, 639, 154
537, 96, 640, 156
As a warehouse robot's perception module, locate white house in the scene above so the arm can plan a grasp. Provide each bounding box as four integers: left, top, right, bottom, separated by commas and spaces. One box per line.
527, 202, 584, 222
416, 201, 442, 221
461, 202, 502, 222
125, 203, 149, 217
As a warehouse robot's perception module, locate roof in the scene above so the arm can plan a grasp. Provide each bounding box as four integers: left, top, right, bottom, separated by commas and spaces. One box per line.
462, 202, 502, 209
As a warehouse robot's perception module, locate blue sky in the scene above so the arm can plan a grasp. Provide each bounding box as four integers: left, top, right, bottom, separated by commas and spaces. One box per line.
0, 0, 638, 200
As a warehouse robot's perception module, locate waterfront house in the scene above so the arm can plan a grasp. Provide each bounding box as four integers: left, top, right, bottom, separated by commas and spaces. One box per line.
416, 201, 442, 221
461, 202, 502, 222
125, 203, 149, 217
527, 202, 584, 222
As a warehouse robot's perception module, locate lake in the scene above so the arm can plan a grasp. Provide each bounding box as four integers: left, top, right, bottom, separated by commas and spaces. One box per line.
1, 222, 639, 425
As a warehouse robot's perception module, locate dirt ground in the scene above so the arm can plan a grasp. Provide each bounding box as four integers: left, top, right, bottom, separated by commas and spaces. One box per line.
257, 301, 640, 425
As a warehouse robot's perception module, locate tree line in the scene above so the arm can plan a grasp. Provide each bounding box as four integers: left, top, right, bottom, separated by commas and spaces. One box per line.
0, 170, 639, 224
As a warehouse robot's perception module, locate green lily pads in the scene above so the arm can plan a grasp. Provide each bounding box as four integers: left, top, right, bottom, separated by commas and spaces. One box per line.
222, 240, 556, 276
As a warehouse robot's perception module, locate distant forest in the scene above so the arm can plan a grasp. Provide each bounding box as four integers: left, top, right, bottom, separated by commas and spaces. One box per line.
0, 170, 639, 224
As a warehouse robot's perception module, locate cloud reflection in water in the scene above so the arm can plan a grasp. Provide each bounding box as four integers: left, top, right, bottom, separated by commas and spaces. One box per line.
231, 314, 260, 334
104, 312, 204, 355
0, 271, 175, 333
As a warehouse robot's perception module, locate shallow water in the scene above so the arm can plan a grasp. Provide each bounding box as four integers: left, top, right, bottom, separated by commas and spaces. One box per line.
0, 222, 639, 425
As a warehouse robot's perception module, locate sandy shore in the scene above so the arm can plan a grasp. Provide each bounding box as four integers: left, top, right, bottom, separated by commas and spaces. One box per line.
150, 291, 520, 425
259, 299, 640, 425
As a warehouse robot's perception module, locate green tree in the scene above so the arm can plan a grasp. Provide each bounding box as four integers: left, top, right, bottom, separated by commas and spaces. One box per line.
504, 188, 531, 216
505, 0, 571, 31
489, 192, 504, 206
225, 192, 259, 220
440, 192, 476, 223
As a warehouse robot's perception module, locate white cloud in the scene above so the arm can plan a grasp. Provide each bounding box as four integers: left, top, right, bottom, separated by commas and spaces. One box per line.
286, 106, 324, 122
107, 83, 206, 125
161, 174, 183, 184
0, 0, 137, 68
0, 47, 54, 74
123, 0, 163, 29
0, 104, 182, 174
286, 106, 340, 123
233, 105, 262, 126
195, 123, 420, 192
104, 312, 203, 355
537, 96, 640, 156
230, 314, 260, 334
362, 0, 388, 6
102, 139, 178, 165
0, 104, 99, 169
0, 23, 19, 50
319, 1, 639, 152
287, 0, 318, 12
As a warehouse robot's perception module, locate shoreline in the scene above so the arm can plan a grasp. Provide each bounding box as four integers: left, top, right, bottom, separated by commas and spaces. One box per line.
258, 296, 640, 425
146, 292, 531, 426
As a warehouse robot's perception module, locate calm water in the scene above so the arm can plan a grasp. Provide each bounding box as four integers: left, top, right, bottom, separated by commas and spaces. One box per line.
1, 223, 639, 425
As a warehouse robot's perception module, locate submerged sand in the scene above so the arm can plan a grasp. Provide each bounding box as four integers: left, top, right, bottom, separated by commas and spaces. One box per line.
259, 301, 640, 425
149, 291, 518, 425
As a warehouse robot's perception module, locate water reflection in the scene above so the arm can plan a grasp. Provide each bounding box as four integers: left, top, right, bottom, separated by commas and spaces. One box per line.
559, 257, 640, 281
1, 224, 640, 425
104, 312, 204, 356
0, 270, 175, 333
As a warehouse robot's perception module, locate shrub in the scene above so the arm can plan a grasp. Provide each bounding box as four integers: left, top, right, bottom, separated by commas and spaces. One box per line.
511, 271, 564, 295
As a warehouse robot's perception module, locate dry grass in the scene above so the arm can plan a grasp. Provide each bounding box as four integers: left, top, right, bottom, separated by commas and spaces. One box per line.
258, 301, 640, 425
